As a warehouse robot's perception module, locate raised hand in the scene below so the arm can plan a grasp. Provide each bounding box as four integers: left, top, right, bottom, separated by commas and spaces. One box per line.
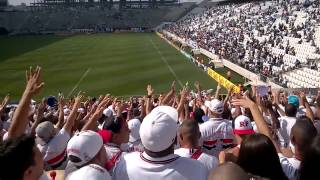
171, 80, 176, 92
0, 94, 10, 114
25, 66, 45, 96
194, 81, 200, 91
231, 95, 255, 109
299, 91, 307, 101
147, 84, 154, 96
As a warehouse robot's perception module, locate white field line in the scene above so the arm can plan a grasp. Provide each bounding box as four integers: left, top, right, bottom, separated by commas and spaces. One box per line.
67, 68, 91, 97
149, 37, 183, 88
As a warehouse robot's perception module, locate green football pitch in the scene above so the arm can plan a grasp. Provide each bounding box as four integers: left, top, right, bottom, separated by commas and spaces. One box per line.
0, 33, 224, 100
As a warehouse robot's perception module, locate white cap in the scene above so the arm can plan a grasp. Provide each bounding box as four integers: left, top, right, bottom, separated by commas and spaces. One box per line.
128, 118, 141, 143
67, 164, 111, 180
140, 106, 178, 152
67, 130, 103, 166
36, 121, 56, 145
205, 99, 224, 114
233, 115, 254, 135
103, 108, 113, 117
64, 108, 71, 115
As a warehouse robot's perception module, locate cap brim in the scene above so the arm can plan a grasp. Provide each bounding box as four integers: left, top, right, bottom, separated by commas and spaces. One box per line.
233, 129, 255, 135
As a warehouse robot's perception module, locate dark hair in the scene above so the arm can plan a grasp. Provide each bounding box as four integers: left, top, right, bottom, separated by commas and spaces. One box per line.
179, 119, 200, 146
299, 135, 320, 180
237, 134, 287, 180
0, 135, 36, 180
222, 107, 232, 120
291, 117, 317, 160
103, 116, 123, 133
193, 108, 205, 123
285, 104, 297, 117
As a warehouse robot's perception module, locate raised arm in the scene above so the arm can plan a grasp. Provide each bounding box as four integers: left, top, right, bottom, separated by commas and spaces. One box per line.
161, 81, 176, 105
63, 93, 84, 135
30, 99, 46, 136
139, 97, 146, 119
232, 96, 271, 138
177, 86, 188, 119
82, 96, 110, 131
214, 84, 221, 100
8, 66, 45, 139
0, 95, 10, 117
299, 91, 314, 122
232, 95, 281, 152
56, 96, 65, 129
146, 84, 154, 115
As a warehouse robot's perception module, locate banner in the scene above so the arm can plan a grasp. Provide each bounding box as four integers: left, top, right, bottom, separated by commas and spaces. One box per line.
207, 68, 240, 93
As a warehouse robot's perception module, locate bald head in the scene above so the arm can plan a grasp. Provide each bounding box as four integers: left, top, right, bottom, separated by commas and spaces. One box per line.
178, 120, 200, 147
291, 117, 317, 157
208, 162, 249, 180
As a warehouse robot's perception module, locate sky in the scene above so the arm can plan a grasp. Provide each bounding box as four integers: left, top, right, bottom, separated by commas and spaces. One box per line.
8, 0, 202, 5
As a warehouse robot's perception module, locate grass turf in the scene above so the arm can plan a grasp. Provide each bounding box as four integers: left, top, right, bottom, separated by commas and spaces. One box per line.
0, 33, 225, 100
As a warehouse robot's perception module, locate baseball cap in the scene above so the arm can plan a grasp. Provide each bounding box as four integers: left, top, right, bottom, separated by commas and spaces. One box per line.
288, 96, 299, 108
67, 130, 103, 166
97, 130, 112, 144
205, 99, 224, 114
103, 108, 113, 118
233, 115, 254, 135
67, 164, 111, 180
128, 118, 141, 143
36, 121, 56, 145
140, 106, 178, 152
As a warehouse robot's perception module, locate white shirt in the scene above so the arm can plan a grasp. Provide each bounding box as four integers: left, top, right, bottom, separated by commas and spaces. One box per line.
279, 153, 301, 180
174, 148, 218, 171
104, 143, 125, 174
277, 116, 297, 148
113, 152, 208, 180
67, 164, 111, 180
199, 118, 235, 157
121, 140, 144, 153
37, 128, 70, 169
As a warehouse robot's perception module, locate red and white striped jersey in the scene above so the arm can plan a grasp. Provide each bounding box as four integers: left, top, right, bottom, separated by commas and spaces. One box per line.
199, 118, 235, 157
174, 148, 218, 171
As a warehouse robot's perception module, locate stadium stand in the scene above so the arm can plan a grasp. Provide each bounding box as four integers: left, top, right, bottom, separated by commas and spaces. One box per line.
164, 0, 320, 88
1, 1, 320, 180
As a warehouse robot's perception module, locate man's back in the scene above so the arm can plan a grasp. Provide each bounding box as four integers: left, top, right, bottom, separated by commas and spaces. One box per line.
199, 118, 234, 156
113, 152, 208, 180
174, 148, 218, 171
277, 116, 297, 147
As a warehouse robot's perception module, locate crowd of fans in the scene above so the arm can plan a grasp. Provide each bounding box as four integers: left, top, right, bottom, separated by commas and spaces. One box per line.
164, 0, 320, 87
0, 66, 320, 180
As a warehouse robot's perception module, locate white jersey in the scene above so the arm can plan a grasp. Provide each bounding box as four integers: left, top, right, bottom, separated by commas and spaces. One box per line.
67, 164, 111, 180
121, 140, 144, 153
113, 152, 208, 180
37, 128, 70, 170
174, 148, 218, 171
104, 143, 125, 174
277, 116, 297, 148
279, 153, 301, 180
199, 118, 235, 157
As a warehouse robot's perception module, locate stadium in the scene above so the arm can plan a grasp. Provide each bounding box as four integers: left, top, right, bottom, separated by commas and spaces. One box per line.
0, 0, 320, 180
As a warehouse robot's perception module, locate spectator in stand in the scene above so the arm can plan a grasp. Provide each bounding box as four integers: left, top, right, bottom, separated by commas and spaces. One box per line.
0, 135, 46, 180
200, 98, 235, 157
113, 106, 208, 180
175, 119, 218, 171
279, 117, 317, 180
298, 135, 320, 180
66, 130, 111, 180
208, 162, 249, 180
